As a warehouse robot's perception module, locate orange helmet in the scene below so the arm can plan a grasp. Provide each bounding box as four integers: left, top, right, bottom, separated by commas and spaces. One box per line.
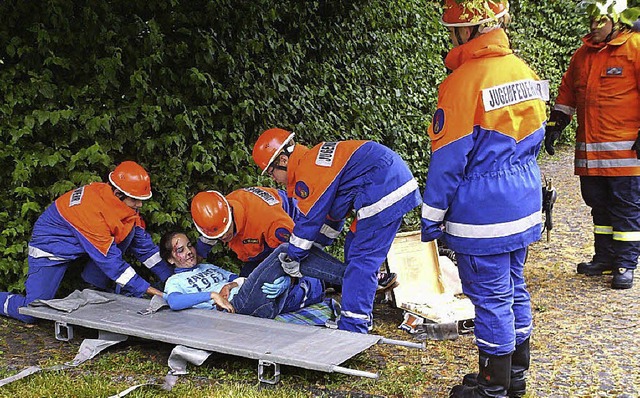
191, 191, 233, 239
252, 128, 295, 175
108, 161, 152, 200
441, 0, 509, 27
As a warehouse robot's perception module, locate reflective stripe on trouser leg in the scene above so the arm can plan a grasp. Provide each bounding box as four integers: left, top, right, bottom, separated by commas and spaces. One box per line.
2, 257, 69, 323
609, 176, 640, 269
581, 176, 615, 263
457, 252, 517, 356
510, 247, 533, 346
338, 218, 402, 333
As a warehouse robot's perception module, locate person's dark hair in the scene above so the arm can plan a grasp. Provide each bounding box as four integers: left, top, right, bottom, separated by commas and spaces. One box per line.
159, 230, 185, 262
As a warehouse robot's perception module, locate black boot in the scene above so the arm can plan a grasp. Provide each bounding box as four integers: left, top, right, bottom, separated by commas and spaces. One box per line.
611, 268, 634, 289
461, 339, 530, 398
508, 338, 530, 397
450, 352, 511, 398
576, 261, 614, 276
577, 234, 614, 275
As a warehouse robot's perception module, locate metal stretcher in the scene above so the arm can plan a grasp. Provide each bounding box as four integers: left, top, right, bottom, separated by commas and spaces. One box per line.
17, 290, 422, 385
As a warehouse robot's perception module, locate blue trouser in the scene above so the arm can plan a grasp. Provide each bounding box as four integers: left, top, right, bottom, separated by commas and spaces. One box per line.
339, 218, 402, 333
456, 248, 532, 356
281, 277, 325, 314
580, 176, 640, 269
0, 257, 70, 323
230, 243, 344, 318
1, 229, 145, 323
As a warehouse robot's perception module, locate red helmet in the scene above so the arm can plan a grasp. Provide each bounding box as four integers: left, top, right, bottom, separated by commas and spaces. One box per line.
252, 128, 295, 175
441, 0, 509, 27
108, 161, 152, 200
191, 191, 233, 239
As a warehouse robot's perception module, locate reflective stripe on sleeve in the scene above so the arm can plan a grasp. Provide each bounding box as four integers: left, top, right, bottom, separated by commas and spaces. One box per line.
143, 252, 162, 269
115, 267, 137, 287
575, 158, 640, 169
445, 211, 542, 239
576, 141, 636, 152
422, 203, 447, 222
320, 224, 341, 239
357, 178, 419, 220
554, 104, 575, 116
290, 234, 314, 250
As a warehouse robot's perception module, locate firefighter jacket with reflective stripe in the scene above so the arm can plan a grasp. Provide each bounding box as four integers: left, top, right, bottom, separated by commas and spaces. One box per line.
286, 140, 421, 262
421, 28, 547, 255
555, 31, 640, 176
28, 182, 172, 296
227, 187, 294, 263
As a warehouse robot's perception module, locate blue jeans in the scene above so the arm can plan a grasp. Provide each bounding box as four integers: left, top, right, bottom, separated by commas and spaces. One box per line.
230, 243, 345, 318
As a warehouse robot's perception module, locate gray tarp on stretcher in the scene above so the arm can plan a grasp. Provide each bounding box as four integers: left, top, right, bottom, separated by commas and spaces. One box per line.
19, 291, 382, 374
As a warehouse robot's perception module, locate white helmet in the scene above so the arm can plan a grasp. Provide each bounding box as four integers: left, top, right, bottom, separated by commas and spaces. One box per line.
578, 0, 627, 17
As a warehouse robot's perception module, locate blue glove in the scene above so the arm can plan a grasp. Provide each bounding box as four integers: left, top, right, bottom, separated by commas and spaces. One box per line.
261, 276, 292, 299
421, 222, 444, 242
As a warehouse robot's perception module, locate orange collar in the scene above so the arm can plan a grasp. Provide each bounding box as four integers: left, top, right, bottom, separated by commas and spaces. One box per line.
444, 28, 513, 71
286, 144, 310, 196
582, 30, 633, 49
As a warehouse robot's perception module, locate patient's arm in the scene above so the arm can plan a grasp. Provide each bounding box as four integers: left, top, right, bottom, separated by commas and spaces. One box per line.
164, 291, 212, 310
164, 291, 235, 313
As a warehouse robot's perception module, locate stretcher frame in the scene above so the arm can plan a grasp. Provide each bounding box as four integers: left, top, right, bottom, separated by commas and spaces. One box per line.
19, 290, 423, 384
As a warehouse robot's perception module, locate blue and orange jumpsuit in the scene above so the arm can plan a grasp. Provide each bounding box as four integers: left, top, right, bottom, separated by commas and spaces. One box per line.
195, 187, 324, 308
285, 141, 421, 333
0, 182, 173, 323
421, 28, 547, 355
554, 30, 640, 270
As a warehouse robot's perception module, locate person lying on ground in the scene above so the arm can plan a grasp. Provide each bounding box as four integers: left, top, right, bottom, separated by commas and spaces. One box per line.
159, 231, 324, 318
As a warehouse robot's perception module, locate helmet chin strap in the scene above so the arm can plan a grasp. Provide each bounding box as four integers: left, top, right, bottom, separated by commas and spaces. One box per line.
272, 145, 294, 173
454, 25, 480, 45
604, 23, 617, 42
273, 164, 288, 172
113, 188, 126, 201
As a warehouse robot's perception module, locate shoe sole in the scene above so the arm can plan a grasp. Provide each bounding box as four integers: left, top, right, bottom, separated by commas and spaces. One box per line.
576, 267, 613, 276
376, 275, 398, 292
376, 280, 399, 294
611, 283, 633, 290
578, 270, 613, 276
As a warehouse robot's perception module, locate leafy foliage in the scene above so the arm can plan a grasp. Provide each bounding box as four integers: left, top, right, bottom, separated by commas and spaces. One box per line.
0, 0, 585, 291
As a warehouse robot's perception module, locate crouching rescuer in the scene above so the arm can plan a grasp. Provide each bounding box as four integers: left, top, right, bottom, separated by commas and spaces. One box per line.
0, 161, 173, 323
421, 1, 548, 396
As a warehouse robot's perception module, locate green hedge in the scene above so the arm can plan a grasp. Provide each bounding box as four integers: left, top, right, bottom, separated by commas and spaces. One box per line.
0, 0, 583, 291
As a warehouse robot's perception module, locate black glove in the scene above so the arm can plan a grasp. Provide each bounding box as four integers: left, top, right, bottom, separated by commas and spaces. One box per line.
632, 130, 640, 160
544, 110, 571, 155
